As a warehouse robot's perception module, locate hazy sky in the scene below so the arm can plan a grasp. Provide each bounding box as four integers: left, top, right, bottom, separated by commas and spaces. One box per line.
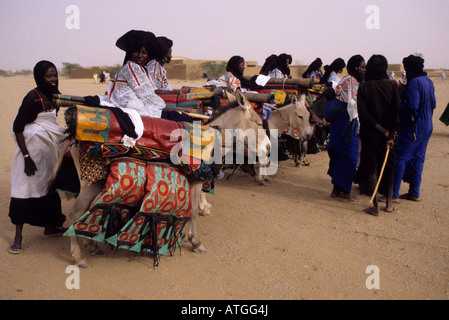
1, 0, 448, 71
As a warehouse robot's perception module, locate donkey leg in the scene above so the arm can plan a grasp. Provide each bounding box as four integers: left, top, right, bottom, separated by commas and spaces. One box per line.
198, 192, 212, 216
256, 164, 269, 185
188, 182, 207, 253
68, 181, 104, 267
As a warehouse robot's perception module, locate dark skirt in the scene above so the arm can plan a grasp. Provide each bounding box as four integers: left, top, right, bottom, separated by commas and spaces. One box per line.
9, 192, 66, 227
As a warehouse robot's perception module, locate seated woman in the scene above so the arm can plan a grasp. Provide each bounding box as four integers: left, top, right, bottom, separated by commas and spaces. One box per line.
302, 57, 323, 81
268, 53, 292, 79
103, 29, 165, 118
206, 56, 263, 92
146, 36, 173, 92
146, 36, 193, 122
259, 54, 278, 76
320, 58, 346, 89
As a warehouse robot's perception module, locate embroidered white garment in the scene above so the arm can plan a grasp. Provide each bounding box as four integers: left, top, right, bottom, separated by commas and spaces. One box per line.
268, 68, 288, 79
107, 61, 165, 118
146, 60, 172, 90
10, 110, 66, 198
205, 72, 241, 92
328, 71, 341, 90
336, 75, 359, 121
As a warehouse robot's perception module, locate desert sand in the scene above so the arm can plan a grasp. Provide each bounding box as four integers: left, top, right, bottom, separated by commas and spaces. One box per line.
0, 74, 448, 301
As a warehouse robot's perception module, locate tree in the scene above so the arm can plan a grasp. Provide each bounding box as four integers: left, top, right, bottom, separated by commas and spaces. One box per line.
109, 64, 122, 78
62, 62, 82, 77
200, 61, 227, 79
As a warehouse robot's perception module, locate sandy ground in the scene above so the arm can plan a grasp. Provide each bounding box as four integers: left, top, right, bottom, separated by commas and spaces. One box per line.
0, 75, 448, 301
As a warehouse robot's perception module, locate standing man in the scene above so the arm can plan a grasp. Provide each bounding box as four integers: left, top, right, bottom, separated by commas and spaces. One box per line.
357, 55, 400, 215
393, 55, 436, 202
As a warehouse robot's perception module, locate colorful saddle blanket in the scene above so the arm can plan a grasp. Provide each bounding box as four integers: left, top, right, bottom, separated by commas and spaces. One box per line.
65, 159, 191, 264
157, 88, 214, 109
68, 105, 216, 172
260, 83, 299, 95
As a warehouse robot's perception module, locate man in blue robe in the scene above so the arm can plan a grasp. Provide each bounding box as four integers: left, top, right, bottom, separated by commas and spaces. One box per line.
393, 55, 436, 202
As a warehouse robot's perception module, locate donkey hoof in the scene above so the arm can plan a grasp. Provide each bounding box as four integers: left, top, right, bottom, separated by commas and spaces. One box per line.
91, 249, 104, 256
77, 261, 92, 269
192, 241, 207, 253
199, 209, 212, 217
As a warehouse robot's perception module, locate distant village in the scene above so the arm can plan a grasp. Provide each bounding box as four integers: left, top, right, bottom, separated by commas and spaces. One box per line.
68, 57, 407, 80
1, 57, 446, 80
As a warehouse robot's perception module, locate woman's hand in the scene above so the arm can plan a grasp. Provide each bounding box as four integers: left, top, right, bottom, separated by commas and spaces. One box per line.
24, 156, 37, 176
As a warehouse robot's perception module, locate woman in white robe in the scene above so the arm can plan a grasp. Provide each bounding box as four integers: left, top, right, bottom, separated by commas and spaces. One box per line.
9, 61, 67, 254
105, 30, 165, 118
146, 36, 173, 91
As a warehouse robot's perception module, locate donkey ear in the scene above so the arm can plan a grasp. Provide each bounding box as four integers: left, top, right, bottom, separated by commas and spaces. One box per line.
235, 88, 251, 110
290, 94, 298, 104
225, 90, 237, 104
298, 94, 306, 106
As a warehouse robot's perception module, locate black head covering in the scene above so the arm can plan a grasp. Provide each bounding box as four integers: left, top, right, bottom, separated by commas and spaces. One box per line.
347, 54, 365, 81
302, 58, 322, 78
226, 55, 245, 77
320, 58, 346, 84
116, 30, 157, 65
365, 54, 388, 81
154, 36, 173, 60
403, 54, 426, 80
259, 54, 278, 76
276, 53, 292, 77
226, 55, 264, 91
33, 60, 60, 101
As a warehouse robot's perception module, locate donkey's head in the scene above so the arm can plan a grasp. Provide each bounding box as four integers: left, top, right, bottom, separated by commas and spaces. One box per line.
285, 94, 314, 141
207, 88, 271, 159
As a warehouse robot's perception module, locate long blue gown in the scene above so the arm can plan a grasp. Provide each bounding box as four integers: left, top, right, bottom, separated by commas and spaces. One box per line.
324, 98, 359, 193
393, 75, 436, 198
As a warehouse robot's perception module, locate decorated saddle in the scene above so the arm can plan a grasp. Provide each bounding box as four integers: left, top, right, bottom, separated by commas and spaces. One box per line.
65, 105, 216, 174
65, 159, 192, 265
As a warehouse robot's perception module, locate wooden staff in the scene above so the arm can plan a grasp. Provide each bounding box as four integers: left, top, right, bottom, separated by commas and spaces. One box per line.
370, 144, 391, 204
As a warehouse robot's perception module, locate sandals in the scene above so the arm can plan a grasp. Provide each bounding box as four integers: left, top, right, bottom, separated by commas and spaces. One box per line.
399, 193, 421, 202
379, 196, 401, 204
338, 193, 359, 202
215, 171, 224, 180
8, 243, 22, 254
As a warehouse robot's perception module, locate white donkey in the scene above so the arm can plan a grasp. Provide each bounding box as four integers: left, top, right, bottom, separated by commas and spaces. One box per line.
256, 94, 314, 185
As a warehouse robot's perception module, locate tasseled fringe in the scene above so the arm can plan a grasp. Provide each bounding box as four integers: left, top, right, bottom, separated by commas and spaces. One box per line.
150, 215, 160, 268
145, 213, 190, 268
104, 204, 138, 239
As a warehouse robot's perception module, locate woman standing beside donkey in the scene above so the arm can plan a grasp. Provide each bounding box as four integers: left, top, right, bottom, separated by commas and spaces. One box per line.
8, 60, 67, 254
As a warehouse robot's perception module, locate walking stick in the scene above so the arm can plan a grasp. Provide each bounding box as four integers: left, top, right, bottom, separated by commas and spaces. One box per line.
370, 144, 391, 204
